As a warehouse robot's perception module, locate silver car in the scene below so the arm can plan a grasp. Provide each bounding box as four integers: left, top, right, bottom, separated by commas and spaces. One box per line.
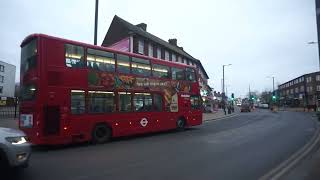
0, 127, 31, 169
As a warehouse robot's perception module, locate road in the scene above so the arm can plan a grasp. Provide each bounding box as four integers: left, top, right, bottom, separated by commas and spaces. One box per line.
8, 110, 317, 180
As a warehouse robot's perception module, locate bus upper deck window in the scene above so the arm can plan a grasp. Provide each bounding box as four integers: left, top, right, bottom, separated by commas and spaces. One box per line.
87, 49, 115, 72
186, 68, 196, 82
65, 44, 84, 68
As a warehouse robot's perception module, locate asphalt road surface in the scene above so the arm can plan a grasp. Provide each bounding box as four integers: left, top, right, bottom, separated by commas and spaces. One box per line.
7, 110, 317, 180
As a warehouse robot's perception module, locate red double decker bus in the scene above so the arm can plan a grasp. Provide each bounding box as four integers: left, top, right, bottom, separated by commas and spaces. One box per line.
19, 34, 202, 145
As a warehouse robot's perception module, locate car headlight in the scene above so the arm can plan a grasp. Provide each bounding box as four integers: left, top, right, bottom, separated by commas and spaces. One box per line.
5, 136, 28, 145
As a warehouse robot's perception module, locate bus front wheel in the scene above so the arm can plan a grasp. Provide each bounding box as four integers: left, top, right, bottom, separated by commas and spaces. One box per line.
176, 118, 186, 131
92, 124, 112, 144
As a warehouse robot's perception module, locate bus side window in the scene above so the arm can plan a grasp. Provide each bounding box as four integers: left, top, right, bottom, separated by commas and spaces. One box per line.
87, 49, 115, 72
117, 54, 130, 74
131, 57, 151, 76
186, 68, 196, 82
133, 93, 152, 112
88, 91, 115, 113
190, 95, 201, 109
65, 44, 84, 68
172, 67, 185, 80
71, 90, 85, 114
153, 94, 163, 111
118, 92, 132, 112
152, 64, 169, 78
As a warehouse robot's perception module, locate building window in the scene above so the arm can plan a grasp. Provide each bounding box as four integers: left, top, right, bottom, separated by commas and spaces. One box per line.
131, 57, 151, 76
152, 64, 169, 78
71, 90, 85, 114
0, 75, 3, 83
87, 48, 115, 72
307, 86, 313, 92
295, 87, 299, 93
148, 44, 153, 57
138, 40, 144, 54
0, 65, 4, 72
157, 47, 161, 59
290, 89, 294, 94
65, 44, 84, 68
172, 54, 177, 62
119, 92, 132, 112
316, 75, 320, 81
182, 58, 185, 64
307, 77, 312, 83
317, 85, 320, 91
178, 56, 182, 63
153, 94, 163, 111
88, 91, 115, 113
300, 86, 304, 92
117, 54, 130, 74
165, 50, 169, 60
133, 93, 152, 112
0, 86, 3, 94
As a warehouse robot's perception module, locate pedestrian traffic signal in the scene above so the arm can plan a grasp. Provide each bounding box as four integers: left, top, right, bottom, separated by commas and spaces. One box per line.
272, 95, 276, 100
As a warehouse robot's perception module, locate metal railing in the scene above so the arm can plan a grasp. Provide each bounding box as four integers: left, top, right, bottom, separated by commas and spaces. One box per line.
0, 106, 19, 119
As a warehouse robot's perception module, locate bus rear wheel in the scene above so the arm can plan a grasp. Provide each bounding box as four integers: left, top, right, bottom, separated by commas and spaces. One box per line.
176, 118, 186, 131
92, 124, 112, 144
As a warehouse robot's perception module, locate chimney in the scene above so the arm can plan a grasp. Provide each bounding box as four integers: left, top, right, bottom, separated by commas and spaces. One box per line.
168, 38, 177, 46
136, 23, 147, 31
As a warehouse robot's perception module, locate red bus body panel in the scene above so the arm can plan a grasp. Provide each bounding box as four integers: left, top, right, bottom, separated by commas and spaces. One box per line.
19, 34, 202, 145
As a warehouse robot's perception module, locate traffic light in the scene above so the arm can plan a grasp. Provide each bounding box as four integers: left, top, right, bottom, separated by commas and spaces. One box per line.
272, 92, 276, 101
231, 93, 234, 100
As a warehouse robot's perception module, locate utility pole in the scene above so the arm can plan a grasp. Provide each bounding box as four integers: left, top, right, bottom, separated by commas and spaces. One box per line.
315, 0, 320, 69
222, 66, 225, 94
222, 64, 231, 99
94, 0, 99, 45
272, 76, 275, 92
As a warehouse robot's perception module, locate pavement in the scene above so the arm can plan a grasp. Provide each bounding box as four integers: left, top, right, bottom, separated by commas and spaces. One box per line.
203, 108, 239, 122
0, 109, 240, 130
1, 109, 317, 180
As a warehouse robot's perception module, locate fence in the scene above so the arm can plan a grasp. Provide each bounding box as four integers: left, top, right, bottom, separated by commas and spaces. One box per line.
0, 106, 19, 119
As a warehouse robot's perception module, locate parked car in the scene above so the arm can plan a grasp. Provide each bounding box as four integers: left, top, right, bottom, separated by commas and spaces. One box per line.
0, 127, 31, 169
240, 104, 251, 112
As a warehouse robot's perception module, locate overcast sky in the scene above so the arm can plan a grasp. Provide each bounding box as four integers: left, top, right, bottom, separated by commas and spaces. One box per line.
0, 0, 318, 97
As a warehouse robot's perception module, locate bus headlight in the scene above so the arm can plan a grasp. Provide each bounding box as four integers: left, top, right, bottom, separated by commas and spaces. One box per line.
5, 136, 28, 145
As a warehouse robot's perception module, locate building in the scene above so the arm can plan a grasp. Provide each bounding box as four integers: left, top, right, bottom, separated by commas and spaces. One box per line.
0, 61, 16, 105
278, 71, 320, 108
102, 15, 211, 98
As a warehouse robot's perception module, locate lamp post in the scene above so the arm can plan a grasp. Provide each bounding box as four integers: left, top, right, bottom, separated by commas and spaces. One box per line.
266, 76, 275, 93
307, 41, 319, 69
222, 64, 232, 99
94, 0, 99, 45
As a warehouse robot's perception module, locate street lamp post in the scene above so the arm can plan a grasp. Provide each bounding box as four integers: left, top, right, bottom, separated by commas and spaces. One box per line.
267, 76, 275, 93
94, 0, 99, 45
222, 64, 232, 99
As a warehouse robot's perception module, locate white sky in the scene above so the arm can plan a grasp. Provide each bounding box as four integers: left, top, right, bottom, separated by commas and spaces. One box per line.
0, 0, 319, 97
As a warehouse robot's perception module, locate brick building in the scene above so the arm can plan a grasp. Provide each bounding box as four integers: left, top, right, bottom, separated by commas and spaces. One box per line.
102, 15, 211, 98
278, 71, 320, 108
